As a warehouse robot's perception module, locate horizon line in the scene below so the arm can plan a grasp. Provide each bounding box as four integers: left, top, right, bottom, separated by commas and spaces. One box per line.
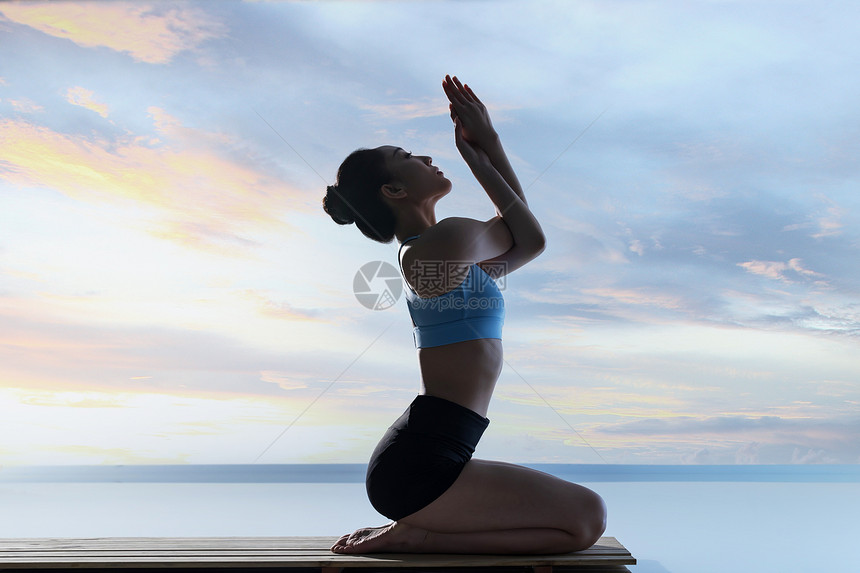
2, 463, 858, 483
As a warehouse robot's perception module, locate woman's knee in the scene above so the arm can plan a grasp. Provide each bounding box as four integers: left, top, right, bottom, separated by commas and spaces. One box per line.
586, 490, 608, 543
563, 488, 607, 551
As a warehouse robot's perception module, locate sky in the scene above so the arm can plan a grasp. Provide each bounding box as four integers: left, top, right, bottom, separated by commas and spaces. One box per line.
1, 0, 859, 467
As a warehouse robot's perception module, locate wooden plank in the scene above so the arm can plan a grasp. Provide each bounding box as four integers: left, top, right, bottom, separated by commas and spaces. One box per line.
0, 537, 635, 570
0, 537, 631, 553
0, 548, 633, 558
0, 538, 630, 552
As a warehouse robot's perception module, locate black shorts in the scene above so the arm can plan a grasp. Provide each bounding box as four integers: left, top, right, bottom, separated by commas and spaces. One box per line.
365, 394, 490, 521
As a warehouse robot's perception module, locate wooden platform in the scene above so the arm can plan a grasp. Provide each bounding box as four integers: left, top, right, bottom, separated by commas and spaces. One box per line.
0, 537, 635, 572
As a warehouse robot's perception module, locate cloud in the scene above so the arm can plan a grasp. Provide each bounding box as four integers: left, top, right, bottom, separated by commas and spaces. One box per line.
598, 415, 785, 435
496, 386, 689, 420
0, 305, 294, 396
239, 290, 327, 322
737, 258, 825, 285
720, 289, 860, 337
593, 414, 860, 463
629, 239, 645, 256
735, 441, 760, 464
0, 2, 225, 64
34, 445, 190, 465
597, 414, 860, 446
791, 447, 838, 464
580, 287, 685, 311
0, 385, 305, 464
811, 197, 845, 239
259, 371, 308, 391
17, 391, 128, 409
737, 260, 790, 281
359, 97, 448, 121
9, 98, 44, 114
0, 110, 297, 252
65, 86, 109, 118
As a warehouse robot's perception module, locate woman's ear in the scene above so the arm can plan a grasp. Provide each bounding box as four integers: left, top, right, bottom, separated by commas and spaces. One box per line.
380, 183, 406, 200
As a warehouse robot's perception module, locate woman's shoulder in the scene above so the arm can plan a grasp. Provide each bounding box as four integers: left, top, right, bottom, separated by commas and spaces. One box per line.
402, 217, 472, 251
400, 220, 475, 298
413, 216, 512, 266
402, 218, 473, 262
418, 217, 496, 247
419, 216, 477, 237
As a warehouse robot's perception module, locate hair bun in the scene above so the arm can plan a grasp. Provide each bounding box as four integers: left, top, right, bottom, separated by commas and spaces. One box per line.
323, 184, 355, 225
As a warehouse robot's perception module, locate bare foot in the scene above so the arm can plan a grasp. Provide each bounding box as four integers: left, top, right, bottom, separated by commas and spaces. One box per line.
330, 522, 429, 554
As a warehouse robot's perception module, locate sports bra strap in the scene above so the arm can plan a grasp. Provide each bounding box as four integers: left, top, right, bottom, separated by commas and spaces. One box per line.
397, 235, 421, 273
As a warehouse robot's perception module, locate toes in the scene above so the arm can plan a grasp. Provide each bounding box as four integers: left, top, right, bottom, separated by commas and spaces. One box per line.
330, 524, 395, 554
330, 533, 350, 553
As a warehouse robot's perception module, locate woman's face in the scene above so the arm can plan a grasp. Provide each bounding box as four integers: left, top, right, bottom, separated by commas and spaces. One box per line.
378, 145, 451, 200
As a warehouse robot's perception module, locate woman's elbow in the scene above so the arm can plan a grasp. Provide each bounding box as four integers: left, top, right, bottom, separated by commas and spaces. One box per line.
508, 224, 545, 258
528, 233, 546, 256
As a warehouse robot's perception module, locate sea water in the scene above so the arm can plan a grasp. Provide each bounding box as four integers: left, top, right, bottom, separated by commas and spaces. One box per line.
1, 465, 858, 573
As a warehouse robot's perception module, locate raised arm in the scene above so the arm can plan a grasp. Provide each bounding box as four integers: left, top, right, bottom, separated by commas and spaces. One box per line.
443, 76, 544, 273
442, 75, 527, 207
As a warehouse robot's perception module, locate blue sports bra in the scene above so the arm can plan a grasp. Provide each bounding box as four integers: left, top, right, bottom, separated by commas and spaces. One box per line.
398, 235, 505, 348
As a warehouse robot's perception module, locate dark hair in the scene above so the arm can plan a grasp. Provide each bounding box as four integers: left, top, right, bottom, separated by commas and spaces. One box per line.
322, 148, 397, 244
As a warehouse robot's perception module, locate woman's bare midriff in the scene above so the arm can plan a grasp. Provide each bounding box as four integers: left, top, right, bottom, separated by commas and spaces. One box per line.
417, 337, 503, 418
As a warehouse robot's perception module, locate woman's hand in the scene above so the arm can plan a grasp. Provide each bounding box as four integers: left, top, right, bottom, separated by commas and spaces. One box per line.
454, 116, 492, 171
443, 75, 498, 149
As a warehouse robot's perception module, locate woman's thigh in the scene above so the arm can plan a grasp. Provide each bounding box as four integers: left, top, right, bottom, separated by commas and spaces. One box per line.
400, 458, 606, 536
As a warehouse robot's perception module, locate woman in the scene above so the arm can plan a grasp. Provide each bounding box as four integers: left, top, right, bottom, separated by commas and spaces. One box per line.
322, 76, 606, 555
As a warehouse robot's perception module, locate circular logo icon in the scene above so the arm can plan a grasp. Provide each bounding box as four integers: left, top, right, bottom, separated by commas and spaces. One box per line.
353, 261, 402, 310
